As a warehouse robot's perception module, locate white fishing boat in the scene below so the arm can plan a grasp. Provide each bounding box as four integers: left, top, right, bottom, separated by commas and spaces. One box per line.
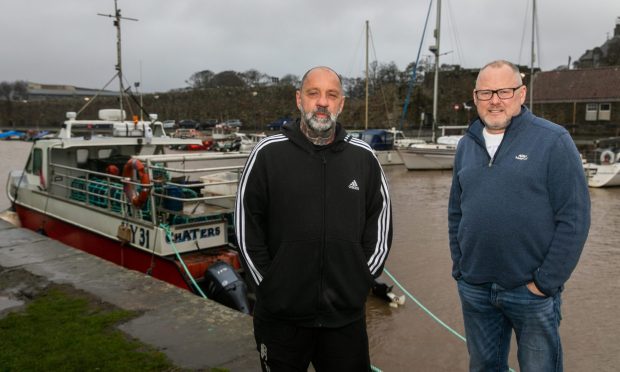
4, 0, 252, 313
5, 109, 251, 311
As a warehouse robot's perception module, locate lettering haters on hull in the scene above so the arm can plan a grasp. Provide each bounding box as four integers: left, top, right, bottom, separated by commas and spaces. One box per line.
165, 226, 221, 244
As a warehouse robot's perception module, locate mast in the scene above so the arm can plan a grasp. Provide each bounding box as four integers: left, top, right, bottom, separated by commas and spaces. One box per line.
365, 20, 369, 130
98, 0, 138, 119
431, 0, 441, 143
529, 0, 536, 113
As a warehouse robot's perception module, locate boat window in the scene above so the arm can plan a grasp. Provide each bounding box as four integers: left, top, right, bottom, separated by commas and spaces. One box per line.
29, 148, 43, 175
76, 148, 89, 165
98, 149, 113, 159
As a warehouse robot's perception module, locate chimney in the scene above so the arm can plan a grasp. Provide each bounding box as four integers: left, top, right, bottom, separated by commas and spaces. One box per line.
616, 16, 620, 37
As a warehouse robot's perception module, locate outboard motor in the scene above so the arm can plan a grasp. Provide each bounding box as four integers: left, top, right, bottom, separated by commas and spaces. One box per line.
203, 261, 250, 314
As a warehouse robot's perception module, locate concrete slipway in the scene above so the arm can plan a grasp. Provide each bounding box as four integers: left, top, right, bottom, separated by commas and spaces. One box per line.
0, 218, 259, 371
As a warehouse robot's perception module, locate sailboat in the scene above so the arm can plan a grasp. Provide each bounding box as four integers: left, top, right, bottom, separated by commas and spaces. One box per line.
397, 0, 467, 170
354, 21, 423, 166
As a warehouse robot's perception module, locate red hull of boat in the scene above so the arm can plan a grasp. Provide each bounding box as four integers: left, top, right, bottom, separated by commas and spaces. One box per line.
16, 204, 193, 291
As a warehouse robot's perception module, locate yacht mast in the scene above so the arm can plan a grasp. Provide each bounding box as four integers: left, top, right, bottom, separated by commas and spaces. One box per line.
431, 0, 441, 143
529, 0, 536, 113
365, 20, 369, 130
98, 0, 138, 118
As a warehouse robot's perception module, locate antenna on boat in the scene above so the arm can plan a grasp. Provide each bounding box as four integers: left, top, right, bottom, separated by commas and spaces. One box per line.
529, 0, 537, 114
365, 20, 369, 130
98, 0, 138, 120
430, 0, 441, 144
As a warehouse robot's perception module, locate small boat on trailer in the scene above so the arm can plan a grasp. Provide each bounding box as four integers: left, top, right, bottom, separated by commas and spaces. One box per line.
6, 110, 252, 312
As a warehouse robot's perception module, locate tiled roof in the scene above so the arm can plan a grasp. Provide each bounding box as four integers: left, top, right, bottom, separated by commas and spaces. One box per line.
533, 67, 620, 103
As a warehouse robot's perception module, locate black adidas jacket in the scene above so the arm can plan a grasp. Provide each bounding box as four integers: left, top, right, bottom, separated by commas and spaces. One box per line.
235, 121, 392, 327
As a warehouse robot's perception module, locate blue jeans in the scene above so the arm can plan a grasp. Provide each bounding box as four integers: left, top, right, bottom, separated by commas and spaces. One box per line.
457, 280, 563, 372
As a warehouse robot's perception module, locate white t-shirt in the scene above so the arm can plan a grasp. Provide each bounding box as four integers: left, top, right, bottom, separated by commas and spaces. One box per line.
483, 127, 504, 159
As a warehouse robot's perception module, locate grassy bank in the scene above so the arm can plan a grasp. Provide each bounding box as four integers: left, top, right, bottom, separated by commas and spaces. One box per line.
0, 285, 227, 371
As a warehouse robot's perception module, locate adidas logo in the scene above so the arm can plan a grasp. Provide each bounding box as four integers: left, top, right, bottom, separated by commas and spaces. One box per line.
515, 154, 528, 161
348, 180, 360, 190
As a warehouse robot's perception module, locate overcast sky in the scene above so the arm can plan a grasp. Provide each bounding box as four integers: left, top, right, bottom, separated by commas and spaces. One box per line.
1, 0, 619, 92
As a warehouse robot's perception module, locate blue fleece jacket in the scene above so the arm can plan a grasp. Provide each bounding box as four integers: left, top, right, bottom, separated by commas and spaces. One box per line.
448, 106, 590, 296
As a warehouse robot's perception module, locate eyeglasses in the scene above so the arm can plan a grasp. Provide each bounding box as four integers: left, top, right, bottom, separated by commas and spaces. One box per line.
474, 85, 523, 101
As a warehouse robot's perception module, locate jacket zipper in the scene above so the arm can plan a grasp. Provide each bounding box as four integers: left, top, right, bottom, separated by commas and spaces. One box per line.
488, 131, 508, 167
317, 151, 327, 327
476, 124, 512, 167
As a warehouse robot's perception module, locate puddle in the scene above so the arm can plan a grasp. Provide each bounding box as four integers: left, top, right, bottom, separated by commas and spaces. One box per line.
0, 295, 24, 312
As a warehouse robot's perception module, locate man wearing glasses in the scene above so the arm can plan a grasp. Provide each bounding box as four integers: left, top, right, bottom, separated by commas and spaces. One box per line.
448, 60, 590, 371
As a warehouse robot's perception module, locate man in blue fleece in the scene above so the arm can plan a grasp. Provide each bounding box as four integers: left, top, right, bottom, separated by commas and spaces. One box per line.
448, 60, 590, 372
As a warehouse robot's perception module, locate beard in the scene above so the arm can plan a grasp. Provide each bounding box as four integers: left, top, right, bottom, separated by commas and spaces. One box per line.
300, 106, 339, 132
483, 118, 511, 132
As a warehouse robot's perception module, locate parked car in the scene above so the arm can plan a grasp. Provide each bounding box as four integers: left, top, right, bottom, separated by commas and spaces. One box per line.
162, 120, 176, 129
225, 119, 243, 127
197, 119, 219, 130
177, 119, 199, 129
266, 117, 293, 131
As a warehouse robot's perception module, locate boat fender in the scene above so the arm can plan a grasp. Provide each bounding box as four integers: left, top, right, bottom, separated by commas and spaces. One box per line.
600, 150, 615, 164
122, 159, 151, 208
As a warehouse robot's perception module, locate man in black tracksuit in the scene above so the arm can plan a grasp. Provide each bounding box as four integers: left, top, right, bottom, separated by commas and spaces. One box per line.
235, 66, 392, 371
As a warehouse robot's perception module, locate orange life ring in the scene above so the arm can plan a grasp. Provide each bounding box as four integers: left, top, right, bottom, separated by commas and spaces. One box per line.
122, 159, 151, 208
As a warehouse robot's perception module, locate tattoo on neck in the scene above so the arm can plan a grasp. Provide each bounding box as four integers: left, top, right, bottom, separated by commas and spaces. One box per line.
300, 120, 335, 146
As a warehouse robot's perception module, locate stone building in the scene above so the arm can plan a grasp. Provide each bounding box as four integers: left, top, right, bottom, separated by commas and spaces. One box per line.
574, 17, 620, 69
532, 66, 620, 137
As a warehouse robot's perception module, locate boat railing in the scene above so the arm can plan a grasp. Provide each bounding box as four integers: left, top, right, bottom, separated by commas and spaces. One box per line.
47, 152, 245, 226
140, 153, 244, 226
582, 147, 620, 165
48, 162, 132, 217
437, 125, 468, 136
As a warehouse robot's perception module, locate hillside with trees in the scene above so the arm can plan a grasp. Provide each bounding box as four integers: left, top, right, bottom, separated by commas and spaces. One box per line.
1, 63, 482, 132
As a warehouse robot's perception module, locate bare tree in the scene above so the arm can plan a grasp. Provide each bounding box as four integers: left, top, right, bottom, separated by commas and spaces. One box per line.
241, 69, 266, 87
279, 74, 300, 87
211, 71, 246, 87
186, 70, 214, 89
0, 81, 28, 101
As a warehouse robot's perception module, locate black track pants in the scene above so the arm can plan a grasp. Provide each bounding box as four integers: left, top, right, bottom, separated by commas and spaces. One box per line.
253, 316, 371, 372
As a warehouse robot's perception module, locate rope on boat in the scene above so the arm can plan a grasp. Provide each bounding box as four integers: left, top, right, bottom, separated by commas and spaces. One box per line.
160, 223, 208, 299
384, 268, 516, 372
384, 268, 466, 342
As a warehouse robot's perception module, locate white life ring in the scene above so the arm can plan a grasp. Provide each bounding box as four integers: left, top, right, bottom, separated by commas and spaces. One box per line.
600, 150, 615, 164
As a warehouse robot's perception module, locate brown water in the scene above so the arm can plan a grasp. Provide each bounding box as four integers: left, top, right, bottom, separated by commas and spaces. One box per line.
1, 141, 619, 371
368, 166, 620, 372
